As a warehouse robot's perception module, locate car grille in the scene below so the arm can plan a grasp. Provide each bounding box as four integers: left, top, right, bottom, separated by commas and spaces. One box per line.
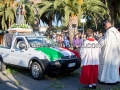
65, 59, 77, 63
61, 55, 76, 59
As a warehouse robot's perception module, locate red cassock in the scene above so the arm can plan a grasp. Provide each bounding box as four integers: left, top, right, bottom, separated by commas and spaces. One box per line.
80, 65, 98, 84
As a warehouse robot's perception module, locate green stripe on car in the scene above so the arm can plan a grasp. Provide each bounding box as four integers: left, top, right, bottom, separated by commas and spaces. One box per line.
35, 47, 64, 61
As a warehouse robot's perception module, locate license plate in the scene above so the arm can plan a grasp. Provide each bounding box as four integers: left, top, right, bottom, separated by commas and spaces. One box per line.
68, 63, 76, 67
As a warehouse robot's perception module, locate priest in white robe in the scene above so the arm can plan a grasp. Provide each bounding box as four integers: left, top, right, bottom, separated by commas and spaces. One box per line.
98, 19, 120, 83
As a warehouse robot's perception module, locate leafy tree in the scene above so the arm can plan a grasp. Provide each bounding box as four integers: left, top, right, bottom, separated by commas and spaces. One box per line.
101, 0, 120, 25
24, 1, 35, 29
36, 0, 63, 35
0, 0, 16, 30
54, 0, 109, 44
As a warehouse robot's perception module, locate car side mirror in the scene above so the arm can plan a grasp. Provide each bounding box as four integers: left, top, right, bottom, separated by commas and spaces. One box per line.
18, 41, 27, 50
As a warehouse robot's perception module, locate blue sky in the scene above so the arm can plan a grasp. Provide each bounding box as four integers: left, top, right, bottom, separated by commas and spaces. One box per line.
40, 19, 62, 26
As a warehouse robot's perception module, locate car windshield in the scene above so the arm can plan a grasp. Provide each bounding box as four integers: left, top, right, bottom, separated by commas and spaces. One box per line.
26, 37, 60, 48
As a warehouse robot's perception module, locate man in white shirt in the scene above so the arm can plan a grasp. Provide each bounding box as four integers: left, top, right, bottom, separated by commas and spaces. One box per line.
98, 19, 120, 84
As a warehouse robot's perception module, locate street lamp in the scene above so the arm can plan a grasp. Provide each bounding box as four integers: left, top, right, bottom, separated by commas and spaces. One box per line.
81, 19, 86, 35
72, 24, 76, 35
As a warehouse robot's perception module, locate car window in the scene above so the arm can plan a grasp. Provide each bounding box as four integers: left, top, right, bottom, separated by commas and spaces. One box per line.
13, 38, 25, 49
26, 37, 59, 48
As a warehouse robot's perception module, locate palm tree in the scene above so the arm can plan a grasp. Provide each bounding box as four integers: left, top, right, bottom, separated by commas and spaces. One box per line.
36, 0, 63, 36
21, 0, 43, 30
0, 0, 16, 30
54, 0, 109, 44
101, 0, 120, 25
29, 0, 42, 4
23, 1, 35, 28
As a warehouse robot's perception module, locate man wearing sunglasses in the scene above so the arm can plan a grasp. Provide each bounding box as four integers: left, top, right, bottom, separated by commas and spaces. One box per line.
98, 19, 120, 84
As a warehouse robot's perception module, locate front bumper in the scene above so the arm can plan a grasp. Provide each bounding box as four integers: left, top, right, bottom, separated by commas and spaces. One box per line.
47, 58, 80, 73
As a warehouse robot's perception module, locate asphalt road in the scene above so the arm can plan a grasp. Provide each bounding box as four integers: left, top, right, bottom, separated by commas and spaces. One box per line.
0, 67, 120, 90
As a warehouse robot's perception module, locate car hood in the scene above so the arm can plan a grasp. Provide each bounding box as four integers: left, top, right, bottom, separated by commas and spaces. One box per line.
34, 47, 77, 61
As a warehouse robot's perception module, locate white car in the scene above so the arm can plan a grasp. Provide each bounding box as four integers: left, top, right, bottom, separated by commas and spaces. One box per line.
0, 33, 80, 80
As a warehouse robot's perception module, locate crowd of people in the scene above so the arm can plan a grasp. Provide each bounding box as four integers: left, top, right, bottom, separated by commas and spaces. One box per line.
50, 19, 120, 89
51, 30, 105, 49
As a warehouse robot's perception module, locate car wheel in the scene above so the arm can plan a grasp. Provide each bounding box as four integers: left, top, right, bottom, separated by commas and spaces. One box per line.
31, 62, 44, 80
0, 59, 6, 71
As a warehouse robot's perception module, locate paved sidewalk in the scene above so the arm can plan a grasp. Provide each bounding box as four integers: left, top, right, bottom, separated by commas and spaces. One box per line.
0, 69, 120, 90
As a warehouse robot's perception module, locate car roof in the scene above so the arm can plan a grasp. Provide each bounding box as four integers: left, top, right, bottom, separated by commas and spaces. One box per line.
15, 32, 46, 38
3, 32, 46, 48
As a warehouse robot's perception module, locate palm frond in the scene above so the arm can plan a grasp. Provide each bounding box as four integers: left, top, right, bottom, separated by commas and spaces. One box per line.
1, 15, 7, 30
37, 1, 53, 17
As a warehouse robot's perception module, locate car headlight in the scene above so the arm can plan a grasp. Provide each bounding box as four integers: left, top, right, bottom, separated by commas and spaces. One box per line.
44, 55, 48, 60
55, 61, 60, 65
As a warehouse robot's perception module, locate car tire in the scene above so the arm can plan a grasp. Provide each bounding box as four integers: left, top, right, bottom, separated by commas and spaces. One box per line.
0, 59, 6, 71
31, 62, 44, 80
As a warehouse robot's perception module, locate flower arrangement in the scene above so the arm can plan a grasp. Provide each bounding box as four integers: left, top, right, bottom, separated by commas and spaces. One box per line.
11, 23, 31, 29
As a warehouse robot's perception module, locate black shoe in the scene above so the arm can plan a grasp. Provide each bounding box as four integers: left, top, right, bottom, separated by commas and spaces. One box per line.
84, 86, 93, 90
84, 85, 96, 89
92, 85, 96, 89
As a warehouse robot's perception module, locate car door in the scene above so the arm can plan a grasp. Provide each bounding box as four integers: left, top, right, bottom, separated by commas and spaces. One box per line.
0, 48, 11, 64
10, 37, 30, 67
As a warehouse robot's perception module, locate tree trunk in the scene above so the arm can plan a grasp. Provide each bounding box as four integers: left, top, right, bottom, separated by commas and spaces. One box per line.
33, 19, 39, 31
48, 16, 52, 37
9, 18, 10, 28
68, 15, 78, 47
109, 6, 115, 25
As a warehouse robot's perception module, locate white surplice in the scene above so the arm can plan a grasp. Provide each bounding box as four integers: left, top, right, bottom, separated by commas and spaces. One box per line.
80, 38, 100, 66
98, 26, 120, 83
